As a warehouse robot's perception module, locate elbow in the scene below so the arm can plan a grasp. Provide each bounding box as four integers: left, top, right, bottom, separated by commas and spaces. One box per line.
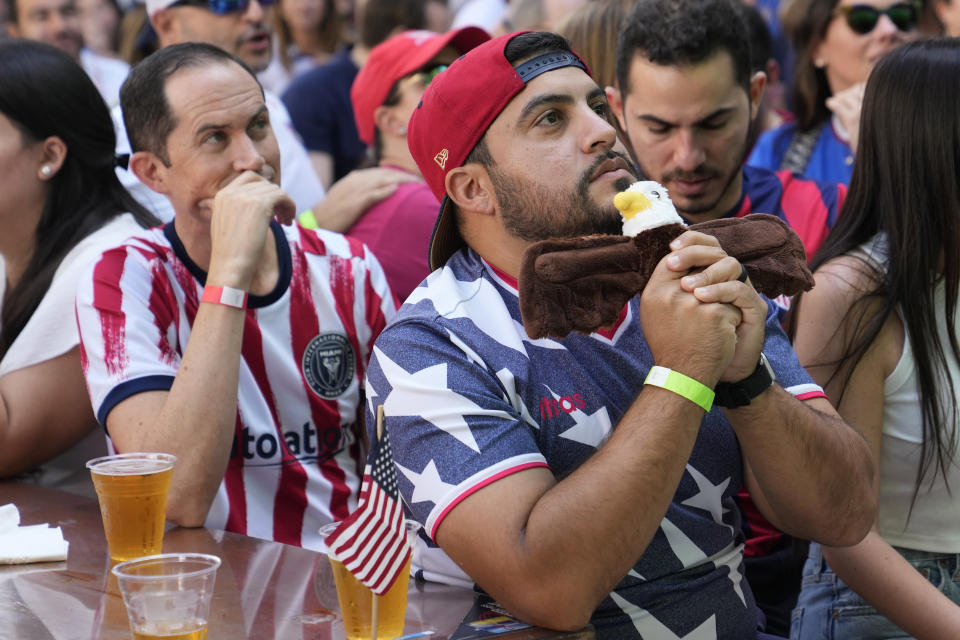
828, 495, 876, 548
164, 495, 211, 529
812, 485, 876, 548
487, 581, 596, 632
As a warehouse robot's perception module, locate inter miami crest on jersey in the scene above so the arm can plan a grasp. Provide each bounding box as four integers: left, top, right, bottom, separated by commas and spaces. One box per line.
302, 332, 356, 399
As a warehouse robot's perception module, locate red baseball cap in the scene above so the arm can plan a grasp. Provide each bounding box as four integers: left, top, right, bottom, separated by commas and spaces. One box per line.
407, 32, 590, 270
351, 27, 491, 146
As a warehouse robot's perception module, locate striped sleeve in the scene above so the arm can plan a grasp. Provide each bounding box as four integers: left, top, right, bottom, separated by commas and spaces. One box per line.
76, 241, 181, 427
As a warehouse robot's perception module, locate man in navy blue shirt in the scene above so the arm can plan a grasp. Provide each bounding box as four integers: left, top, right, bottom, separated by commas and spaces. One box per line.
608, 0, 845, 262
607, 0, 847, 633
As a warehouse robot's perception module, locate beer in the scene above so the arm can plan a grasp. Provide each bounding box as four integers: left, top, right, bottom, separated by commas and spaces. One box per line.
88, 453, 176, 561
330, 555, 411, 640
132, 621, 206, 640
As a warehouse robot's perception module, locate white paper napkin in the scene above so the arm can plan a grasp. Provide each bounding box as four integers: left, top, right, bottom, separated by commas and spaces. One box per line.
0, 503, 69, 564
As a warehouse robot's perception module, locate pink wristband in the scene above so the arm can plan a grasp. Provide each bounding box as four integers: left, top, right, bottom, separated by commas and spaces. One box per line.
201, 285, 248, 309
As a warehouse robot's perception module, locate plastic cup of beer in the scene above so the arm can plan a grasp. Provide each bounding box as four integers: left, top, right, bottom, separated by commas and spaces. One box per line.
112, 553, 220, 640
87, 452, 177, 561
320, 520, 418, 640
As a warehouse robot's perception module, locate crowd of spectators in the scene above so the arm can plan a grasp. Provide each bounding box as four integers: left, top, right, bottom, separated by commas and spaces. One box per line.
1, 1, 959, 638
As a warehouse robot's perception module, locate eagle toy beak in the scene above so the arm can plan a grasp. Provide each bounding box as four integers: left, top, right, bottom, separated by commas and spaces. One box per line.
613, 191, 652, 220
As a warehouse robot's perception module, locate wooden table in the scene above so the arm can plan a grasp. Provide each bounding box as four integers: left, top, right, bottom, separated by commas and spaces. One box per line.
0, 482, 593, 640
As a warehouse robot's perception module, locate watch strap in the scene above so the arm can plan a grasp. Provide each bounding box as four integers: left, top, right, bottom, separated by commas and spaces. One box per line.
644, 366, 714, 413
201, 285, 248, 309
714, 353, 775, 408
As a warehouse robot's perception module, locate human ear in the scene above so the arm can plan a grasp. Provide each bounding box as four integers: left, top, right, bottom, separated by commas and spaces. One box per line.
150, 9, 179, 47
373, 104, 406, 138
445, 164, 495, 217
749, 70, 768, 121
129, 151, 171, 195
606, 85, 626, 131
37, 136, 68, 180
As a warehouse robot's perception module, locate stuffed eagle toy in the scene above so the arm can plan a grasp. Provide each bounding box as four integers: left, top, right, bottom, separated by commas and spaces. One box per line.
518, 181, 815, 339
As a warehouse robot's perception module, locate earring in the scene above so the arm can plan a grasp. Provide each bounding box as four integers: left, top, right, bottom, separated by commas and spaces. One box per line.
40, 165, 53, 178
399, 126, 407, 136
814, 58, 826, 69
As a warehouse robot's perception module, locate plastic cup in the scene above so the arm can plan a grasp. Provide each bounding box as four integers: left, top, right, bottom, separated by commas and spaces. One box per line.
112, 553, 221, 640
87, 452, 177, 561
320, 520, 418, 640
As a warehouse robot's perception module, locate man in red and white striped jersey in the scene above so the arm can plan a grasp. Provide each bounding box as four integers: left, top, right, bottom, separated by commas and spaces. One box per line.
75, 42, 396, 550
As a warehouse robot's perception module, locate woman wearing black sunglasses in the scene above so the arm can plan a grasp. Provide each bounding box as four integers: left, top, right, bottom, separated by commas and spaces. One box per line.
789, 38, 960, 640
746, 0, 923, 187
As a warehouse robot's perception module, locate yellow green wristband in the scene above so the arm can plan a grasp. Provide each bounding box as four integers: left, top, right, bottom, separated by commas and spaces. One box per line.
644, 366, 714, 413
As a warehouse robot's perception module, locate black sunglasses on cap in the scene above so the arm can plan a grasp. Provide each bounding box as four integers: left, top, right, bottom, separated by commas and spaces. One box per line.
835, 2, 922, 35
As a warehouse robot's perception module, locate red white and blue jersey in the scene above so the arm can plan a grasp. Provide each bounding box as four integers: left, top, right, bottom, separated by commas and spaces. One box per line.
365, 249, 827, 639
76, 221, 395, 550
730, 165, 846, 261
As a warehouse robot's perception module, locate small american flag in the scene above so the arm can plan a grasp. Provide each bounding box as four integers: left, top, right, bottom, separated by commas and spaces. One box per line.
323, 421, 411, 595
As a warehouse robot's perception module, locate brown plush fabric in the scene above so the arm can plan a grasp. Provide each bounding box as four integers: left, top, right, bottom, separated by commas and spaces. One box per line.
519, 214, 814, 339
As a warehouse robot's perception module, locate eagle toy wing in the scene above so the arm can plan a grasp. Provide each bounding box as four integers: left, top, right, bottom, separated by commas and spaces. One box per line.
518, 181, 815, 340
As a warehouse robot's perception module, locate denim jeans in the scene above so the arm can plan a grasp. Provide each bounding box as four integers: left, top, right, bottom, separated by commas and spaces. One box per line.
790, 541, 960, 639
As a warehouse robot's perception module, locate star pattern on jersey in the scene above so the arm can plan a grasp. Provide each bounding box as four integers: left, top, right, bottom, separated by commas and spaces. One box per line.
680, 465, 731, 529
376, 345, 516, 454
496, 368, 540, 430
396, 459, 456, 506
610, 592, 718, 640
413, 274, 530, 357
712, 542, 747, 607
543, 386, 613, 448
660, 517, 707, 568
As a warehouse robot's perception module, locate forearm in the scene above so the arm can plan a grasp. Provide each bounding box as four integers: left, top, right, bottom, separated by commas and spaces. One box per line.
822, 533, 960, 639
731, 390, 875, 545
110, 304, 245, 526
0, 349, 99, 476
442, 385, 705, 629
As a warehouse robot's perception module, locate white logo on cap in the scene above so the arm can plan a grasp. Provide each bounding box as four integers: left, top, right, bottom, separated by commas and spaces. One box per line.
434, 149, 449, 170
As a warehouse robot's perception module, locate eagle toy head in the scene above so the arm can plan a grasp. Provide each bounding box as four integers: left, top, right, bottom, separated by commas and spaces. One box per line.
613, 181, 684, 236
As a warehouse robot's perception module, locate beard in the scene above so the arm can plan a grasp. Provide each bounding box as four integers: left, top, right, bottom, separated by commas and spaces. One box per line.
490, 150, 636, 242
631, 118, 753, 219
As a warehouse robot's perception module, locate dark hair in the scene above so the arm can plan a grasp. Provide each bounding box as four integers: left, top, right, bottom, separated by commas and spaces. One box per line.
738, 1, 772, 74
791, 38, 960, 510
358, 0, 440, 49
120, 42, 262, 164
779, 0, 838, 130
616, 0, 752, 95
0, 39, 158, 359
274, 0, 344, 71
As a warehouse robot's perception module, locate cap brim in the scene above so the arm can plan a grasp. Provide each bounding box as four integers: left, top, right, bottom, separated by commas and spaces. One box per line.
428, 195, 465, 271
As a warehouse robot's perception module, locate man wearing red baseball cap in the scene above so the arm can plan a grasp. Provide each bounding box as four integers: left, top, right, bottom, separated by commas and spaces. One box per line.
346, 27, 489, 302
364, 31, 874, 638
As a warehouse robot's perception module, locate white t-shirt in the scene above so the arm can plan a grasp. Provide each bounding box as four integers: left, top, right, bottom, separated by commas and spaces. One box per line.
80, 47, 129, 109
113, 89, 326, 223
0, 213, 144, 496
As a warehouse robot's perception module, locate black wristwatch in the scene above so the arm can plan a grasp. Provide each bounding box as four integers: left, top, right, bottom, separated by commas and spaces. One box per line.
714, 352, 776, 409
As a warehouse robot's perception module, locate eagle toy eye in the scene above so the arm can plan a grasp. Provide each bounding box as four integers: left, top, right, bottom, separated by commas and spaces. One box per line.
651, 190, 661, 199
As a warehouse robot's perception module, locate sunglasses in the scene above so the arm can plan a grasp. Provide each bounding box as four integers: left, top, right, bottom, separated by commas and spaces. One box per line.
170, 0, 274, 15
835, 2, 921, 35
411, 64, 449, 88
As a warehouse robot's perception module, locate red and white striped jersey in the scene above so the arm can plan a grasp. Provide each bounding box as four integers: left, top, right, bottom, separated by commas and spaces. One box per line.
76, 221, 396, 550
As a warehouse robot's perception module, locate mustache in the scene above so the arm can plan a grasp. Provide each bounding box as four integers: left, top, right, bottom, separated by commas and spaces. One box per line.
579, 151, 636, 190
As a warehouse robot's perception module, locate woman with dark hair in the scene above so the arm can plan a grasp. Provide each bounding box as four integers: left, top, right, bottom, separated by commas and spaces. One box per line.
790, 38, 960, 639
258, 0, 345, 95
747, 0, 920, 185
0, 39, 158, 495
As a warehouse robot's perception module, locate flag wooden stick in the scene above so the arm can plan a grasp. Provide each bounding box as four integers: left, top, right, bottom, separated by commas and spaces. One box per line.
370, 405, 385, 640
